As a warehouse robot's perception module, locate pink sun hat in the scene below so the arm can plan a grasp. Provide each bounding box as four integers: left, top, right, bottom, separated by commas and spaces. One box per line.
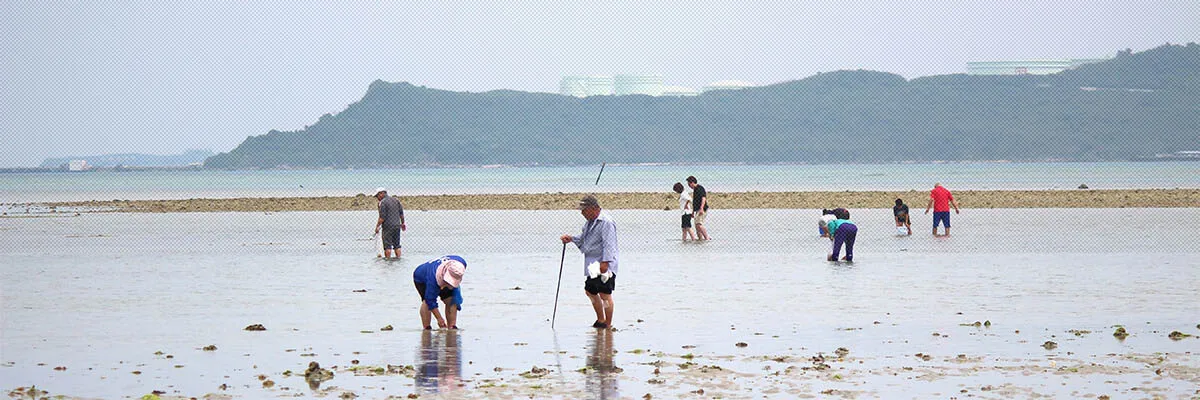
436, 259, 466, 288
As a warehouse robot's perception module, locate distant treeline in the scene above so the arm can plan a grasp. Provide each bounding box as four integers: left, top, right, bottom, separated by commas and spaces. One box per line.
206, 44, 1200, 169
42, 150, 213, 169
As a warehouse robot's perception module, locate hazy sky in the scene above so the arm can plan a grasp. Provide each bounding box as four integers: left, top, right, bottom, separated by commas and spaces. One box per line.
2, 1, 1197, 167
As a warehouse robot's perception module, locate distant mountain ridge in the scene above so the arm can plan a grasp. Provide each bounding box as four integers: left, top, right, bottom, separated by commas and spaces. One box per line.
41, 149, 213, 168
206, 44, 1200, 169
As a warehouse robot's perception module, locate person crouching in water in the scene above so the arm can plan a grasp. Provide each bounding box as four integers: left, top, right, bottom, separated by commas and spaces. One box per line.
826, 208, 858, 262
894, 198, 912, 235
413, 255, 467, 330
818, 208, 836, 238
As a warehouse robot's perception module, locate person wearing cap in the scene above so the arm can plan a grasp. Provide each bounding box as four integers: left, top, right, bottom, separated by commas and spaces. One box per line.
374, 187, 406, 259
826, 208, 857, 262
924, 182, 960, 236
412, 255, 467, 329
686, 176, 710, 240
560, 195, 620, 329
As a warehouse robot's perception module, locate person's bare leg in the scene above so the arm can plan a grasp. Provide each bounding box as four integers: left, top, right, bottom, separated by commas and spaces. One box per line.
696, 224, 709, 240
587, 291, 606, 326
444, 300, 458, 328
944, 226, 950, 236
599, 293, 614, 327
419, 303, 433, 329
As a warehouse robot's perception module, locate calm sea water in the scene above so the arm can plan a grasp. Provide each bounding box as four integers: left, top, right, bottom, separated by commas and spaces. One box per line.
2, 162, 1199, 202
2, 208, 1198, 398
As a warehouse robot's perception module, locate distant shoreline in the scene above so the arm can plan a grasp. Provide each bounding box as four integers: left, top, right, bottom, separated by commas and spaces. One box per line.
21, 189, 1200, 213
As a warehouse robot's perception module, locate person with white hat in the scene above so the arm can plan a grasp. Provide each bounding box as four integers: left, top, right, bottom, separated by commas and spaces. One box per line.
559, 195, 620, 329
373, 187, 406, 259
412, 255, 468, 330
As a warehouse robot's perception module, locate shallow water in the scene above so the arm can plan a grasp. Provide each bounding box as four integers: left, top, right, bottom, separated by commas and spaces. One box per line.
2, 208, 1199, 398
3, 162, 1199, 202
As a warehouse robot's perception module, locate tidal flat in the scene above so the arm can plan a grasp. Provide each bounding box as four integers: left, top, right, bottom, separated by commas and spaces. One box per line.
3, 208, 1199, 398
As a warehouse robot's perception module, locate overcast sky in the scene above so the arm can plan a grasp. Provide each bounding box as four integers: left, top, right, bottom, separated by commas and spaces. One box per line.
1, 1, 1197, 167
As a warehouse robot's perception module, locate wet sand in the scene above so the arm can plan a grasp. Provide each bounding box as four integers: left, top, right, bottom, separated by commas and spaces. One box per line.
7, 327, 1199, 400
24, 188, 1200, 213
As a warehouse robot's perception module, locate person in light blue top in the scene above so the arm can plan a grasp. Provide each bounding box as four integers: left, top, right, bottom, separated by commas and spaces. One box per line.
412, 255, 467, 330
560, 195, 620, 329
826, 208, 857, 262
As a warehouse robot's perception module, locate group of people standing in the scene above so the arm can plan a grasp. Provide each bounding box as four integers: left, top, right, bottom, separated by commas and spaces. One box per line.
672, 175, 710, 241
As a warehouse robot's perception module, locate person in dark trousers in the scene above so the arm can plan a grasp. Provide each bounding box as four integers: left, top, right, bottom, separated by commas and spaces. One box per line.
826, 208, 857, 262
412, 255, 467, 330
374, 187, 407, 258
686, 176, 710, 240
560, 195, 620, 329
924, 183, 960, 236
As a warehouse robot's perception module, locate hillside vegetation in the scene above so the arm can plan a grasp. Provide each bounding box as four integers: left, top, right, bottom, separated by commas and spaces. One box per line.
206, 44, 1200, 169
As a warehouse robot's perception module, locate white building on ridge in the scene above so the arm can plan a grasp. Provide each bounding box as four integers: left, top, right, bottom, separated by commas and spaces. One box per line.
701, 80, 756, 93
966, 58, 1108, 75
560, 75, 615, 97
614, 74, 664, 96
562, 75, 751, 97
660, 85, 699, 97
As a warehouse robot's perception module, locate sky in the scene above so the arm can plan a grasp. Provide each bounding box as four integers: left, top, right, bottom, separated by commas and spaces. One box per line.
1, 1, 1198, 167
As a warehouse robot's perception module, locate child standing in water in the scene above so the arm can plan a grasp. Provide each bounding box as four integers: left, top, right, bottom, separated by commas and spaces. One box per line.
673, 182, 696, 241
826, 208, 857, 262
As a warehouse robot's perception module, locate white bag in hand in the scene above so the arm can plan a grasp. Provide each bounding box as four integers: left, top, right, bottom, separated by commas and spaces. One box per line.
586, 261, 601, 279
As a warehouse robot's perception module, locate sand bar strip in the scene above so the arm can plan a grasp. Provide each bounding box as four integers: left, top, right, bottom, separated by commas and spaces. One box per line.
24, 189, 1200, 213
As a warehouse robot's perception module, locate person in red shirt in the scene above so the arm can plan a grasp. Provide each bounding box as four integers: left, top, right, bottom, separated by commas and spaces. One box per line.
924, 183, 960, 236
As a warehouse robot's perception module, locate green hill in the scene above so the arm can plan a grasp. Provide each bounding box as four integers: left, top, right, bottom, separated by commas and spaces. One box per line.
206, 43, 1200, 169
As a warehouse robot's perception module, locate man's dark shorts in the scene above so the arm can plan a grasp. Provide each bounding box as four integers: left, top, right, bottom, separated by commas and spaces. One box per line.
382, 227, 402, 250
584, 275, 616, 295
933, 211, 951, 228
414, 281, 454, 302
681, 214, 693, 228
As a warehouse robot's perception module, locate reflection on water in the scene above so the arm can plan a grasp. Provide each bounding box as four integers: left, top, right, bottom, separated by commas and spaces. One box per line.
415, 330, 463, 395
585, 329, 620, 400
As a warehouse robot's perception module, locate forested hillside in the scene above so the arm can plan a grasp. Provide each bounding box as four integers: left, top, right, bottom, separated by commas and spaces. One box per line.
206, 44, 1200, 169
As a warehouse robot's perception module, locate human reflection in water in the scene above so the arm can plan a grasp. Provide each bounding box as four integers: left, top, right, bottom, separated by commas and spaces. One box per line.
585, 328, 620, 399
415, 329, 463, 395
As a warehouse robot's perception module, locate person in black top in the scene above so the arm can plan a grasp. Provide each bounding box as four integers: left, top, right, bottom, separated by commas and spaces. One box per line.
893, 198, 912, 236
686, 176, 710, 240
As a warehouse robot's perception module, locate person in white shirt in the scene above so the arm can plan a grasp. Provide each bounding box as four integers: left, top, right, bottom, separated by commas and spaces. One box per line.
673, 182, 697, 241
819, 209, 836, 238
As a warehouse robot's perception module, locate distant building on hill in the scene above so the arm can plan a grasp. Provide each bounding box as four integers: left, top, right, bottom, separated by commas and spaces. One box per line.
561, 75, 752, 97
967, 58, 1108, 75
68, 160, 89, 171
660, 85, 699, 97
614, 74, 664, 96
701, 80, 756, 93
560, 75, 614, 97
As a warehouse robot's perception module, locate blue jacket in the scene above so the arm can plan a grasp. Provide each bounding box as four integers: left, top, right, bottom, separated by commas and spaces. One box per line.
412, 255, 467, 310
